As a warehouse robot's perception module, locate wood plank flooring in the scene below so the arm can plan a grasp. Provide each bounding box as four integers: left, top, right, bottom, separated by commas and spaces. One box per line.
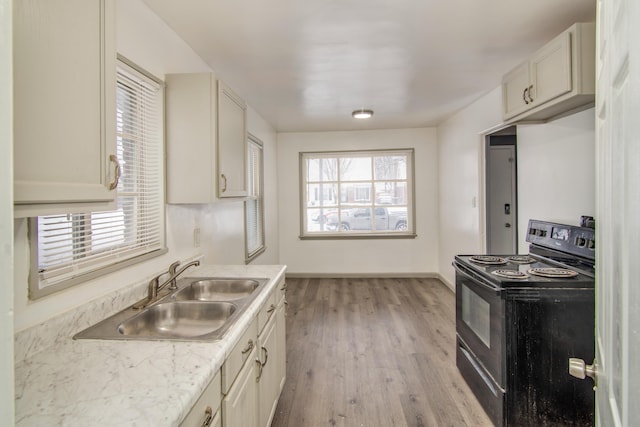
270, 277, 492, 427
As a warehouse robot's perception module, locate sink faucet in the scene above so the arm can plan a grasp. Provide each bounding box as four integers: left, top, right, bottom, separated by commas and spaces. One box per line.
133, 260, 200, 309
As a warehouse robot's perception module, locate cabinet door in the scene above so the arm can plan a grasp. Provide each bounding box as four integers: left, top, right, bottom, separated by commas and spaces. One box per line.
166, 73, 217, 204
501, 61, 530, 119
223, 346, 258, 427
275, 300, 287, 393
257, 313, 279, 427
529, 30, 572, 107
13, 0, 117, 214
217, 81, 248, 198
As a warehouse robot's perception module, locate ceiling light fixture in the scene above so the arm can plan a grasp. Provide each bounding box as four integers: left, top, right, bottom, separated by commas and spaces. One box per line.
352, 109, 374, 119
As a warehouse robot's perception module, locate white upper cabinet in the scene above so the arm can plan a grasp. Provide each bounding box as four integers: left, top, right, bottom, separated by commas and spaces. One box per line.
217, 81, 248, 198
165, 73, 218, 204
13, 0, 117, 217
165, 75, 247, 203
502, 22, 595, 122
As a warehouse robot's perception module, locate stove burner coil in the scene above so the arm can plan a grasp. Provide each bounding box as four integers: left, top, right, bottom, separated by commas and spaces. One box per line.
507, 255, 536, 264
491, 269, 529, 279
527, 267, 578, 278
469, 256, 508, 265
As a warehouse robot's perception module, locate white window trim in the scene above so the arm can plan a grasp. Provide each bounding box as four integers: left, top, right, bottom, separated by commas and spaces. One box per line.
245, 133, 266, 262
299, 148, 417, 240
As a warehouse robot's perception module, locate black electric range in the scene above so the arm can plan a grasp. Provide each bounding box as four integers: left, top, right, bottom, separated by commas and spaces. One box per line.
453, 220, 595, 426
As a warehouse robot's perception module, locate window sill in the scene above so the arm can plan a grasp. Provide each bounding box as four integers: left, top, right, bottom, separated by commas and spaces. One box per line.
299, 233, 417, 240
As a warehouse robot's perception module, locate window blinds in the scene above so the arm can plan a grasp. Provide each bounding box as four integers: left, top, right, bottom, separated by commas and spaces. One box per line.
32, 61, 165, 292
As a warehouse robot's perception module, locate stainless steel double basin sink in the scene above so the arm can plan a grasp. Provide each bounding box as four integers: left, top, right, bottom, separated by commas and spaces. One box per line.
74, 278, 269, 342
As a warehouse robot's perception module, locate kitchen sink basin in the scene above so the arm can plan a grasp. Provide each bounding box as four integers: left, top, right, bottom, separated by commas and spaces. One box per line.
171, 279, 260, 301
117, 301, 236, 339
73, 276, 269, 342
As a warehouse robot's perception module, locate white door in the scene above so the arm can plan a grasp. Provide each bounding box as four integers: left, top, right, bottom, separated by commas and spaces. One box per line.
588, 0, 640, 425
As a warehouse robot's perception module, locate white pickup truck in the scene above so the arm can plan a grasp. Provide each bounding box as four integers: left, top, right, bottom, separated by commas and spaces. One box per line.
326, 207, 408, 231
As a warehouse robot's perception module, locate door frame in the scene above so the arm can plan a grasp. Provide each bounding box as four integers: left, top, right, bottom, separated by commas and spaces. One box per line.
485, 132, 517, 254
478, 124, 518, 254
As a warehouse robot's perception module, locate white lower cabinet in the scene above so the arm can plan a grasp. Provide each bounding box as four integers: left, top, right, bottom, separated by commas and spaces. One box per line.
275, 295, 287, 394
221, 282, 287, 427
180, 371, 222, 427
257, 303, 280, 427
223, 344, 258, 427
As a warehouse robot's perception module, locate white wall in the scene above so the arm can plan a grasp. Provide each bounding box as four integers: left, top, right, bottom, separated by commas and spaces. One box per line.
13, 0, 279, 333
277, 128, 439, 275
1, 0, 15, 422
516, 108, 595, 253
437, 87, 596, 287
437, 88, 504, 287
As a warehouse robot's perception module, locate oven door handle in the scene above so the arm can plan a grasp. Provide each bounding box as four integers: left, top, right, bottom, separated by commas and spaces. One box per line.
453, 263, 501, 295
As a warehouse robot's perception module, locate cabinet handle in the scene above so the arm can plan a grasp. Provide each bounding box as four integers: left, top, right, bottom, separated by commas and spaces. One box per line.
221, 173, 227, 193
280, 283, 287, 291
523, 87, 529, 105
241, 339, 254, 355
528, 84, 534, 102
255, 358, 263, 382
108, 154, 121, 190
267, 304, 276, 314
261, 346, 269, 367
201, 406, 213, 427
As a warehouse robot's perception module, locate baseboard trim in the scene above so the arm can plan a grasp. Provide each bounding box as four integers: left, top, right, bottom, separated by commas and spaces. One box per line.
285, 272, 439, 279
437, 273, 455, 292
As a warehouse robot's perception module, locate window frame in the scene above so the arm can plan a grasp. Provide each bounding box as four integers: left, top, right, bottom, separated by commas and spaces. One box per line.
244, 133, 266, 262
299, 148, 417, 239
28, 56, 167, 299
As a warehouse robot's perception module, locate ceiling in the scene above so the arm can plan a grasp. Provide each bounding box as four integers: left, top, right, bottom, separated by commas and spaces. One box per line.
142, 0, 595, 132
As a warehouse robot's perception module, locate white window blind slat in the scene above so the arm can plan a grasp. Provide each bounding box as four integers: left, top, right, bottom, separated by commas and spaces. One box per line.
31, 60, 166, 296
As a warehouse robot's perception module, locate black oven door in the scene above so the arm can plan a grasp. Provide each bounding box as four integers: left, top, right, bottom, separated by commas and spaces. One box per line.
454, 263, 505, 387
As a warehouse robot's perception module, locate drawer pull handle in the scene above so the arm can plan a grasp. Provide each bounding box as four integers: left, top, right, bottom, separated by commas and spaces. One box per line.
261, 346, 269, 367
267, 304, 276, 314
201, 406, 213, 427
280, 283, 287, 291
241, 339, 254, 355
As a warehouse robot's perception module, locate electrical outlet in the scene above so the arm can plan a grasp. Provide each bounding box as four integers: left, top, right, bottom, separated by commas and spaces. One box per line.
193, 227, 201, 248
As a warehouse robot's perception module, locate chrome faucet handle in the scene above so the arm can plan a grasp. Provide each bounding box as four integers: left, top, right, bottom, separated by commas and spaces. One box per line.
167, 260, 181, 290
133, 275, 162, 310
148, 275, 161, 299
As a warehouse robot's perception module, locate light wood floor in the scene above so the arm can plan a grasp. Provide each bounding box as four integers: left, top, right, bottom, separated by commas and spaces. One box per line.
270, 277, 493, 427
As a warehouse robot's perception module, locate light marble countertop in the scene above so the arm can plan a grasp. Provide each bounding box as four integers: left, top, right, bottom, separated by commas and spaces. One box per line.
14, 264, 287, 426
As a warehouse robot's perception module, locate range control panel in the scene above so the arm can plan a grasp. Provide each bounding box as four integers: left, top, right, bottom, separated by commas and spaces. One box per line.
526, 219, 595, 260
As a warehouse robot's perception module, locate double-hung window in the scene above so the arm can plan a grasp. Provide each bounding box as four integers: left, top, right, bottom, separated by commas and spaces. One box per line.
245, 135, 265, 261
29, 58, 166, 298
300, 149, 415, 238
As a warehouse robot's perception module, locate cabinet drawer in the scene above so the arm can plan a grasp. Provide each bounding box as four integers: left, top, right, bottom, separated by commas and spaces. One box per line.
275, 279, 287, 305
257, 290, 277, 335
180, 370, 221, 427
222, 317, 258, 394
